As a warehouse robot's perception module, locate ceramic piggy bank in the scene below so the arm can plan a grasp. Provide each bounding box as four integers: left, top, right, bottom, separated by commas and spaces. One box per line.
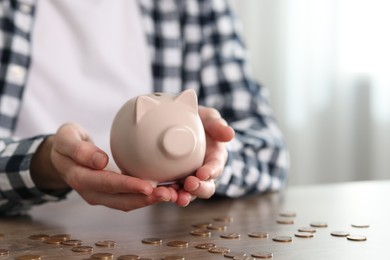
110, 89, 206, 186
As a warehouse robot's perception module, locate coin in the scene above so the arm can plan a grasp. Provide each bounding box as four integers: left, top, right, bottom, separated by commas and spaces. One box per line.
161, 255, 185, 260
272, 236, 293, 243
51, 234, 71, 241
44, 237, 65, 245
0, 249, 10, 256
61, 239, 83, 246
346, 235, 367, 241
233, 257, 255, 260
91, 252, 114, 260
251, 252, 273, 259
208, 247, 230, 254
195, 243, 216, 249
15, 255, 41, 260
207, 224, 227, 231
166, 241, 188, 248
294, 232, 314, 238
71, 245, 93, 252
224, 251, 247, 258
351, 224, 370, 228
220, 233, 240, 239
28, 234, 50, 241
0, 233, 4, 238
276, 218, 294, 225
248, 232, 269, 238
95, 240, 116, 247
190, 229, 211, 237
117, 255, 140, 260
192, 222, 212, 228
141, 238, 162, 245
310, 222, 328, 228
330, 231, 350, 237
279, 211, 296, 218
298, 227, 316, 233
214, 216, 233, 223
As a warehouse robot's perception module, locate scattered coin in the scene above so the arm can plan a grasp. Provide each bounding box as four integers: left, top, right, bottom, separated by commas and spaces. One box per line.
220, 233, 240, 239
310, 222, 328, 228
161, 255, 185, 260
91, 252, 114, 260
209, 247, 230, 254
28, 234, 50, 241
117, 255, 140, 260
251, 252, 273, 259
0, 249, 10, 256
71, 245, 93, 252
44, 237, 65, 245
0, 233, 4, 238
233, 257, 255, 260
214, 216, 234, 223
346, 235, 367, 241
272, 236, 293, 243
15, 255, 41, 260
192, 222, 212, 228
141, 238, 162, 245
95, 240, 116, 247
224, 251, 247, 258
51, 234, 71, 241
207, 224, 227, 231
351, 224, 370, 228
166, 240, 189, 248
330, 231, 350, 237
61, 239, 83, 246
276, 218, 294, 225
190, 229, 211, 237
294, 232, 314, 238
195, 243, 216, 249
248, 232, 269, 238
279, 211, 297, 218
298, 227, 316, 233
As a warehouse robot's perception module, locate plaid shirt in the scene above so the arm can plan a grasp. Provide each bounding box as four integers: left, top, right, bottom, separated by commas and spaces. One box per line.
0, 0, 288, 214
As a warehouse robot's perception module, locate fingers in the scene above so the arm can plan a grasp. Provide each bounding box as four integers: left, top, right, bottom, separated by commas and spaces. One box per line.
183, 176, 215, 199
198, 107, 235, 142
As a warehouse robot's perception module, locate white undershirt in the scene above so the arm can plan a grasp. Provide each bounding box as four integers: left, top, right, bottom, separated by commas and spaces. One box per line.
15, 0, 152, 156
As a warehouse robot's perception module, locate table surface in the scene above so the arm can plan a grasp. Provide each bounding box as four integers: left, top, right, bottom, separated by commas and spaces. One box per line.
1, 180, 389, 259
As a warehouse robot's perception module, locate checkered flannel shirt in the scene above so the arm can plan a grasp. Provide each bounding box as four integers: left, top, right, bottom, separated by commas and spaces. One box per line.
0, 0, 289, 215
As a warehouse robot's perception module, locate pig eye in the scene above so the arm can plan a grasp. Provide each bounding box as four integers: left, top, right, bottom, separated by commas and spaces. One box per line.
153, 93, 162, 96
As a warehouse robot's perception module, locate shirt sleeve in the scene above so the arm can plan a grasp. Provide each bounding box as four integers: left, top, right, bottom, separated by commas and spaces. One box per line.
0, 136, 70, 215
196, 0, 289, 197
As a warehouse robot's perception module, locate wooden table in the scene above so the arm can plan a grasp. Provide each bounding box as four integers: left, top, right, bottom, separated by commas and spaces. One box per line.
1, 180, 389, 259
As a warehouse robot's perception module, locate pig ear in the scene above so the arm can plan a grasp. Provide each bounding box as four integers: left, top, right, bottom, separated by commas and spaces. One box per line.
135, 96, 160, 124
174, 89, 198, 113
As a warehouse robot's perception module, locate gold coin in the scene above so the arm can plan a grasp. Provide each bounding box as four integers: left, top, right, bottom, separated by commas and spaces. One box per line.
195, 243, 216, 249
208, 247, 230, 254
61, 239, 83, 246
91, 252, 114, 260
28, 234, 50, 241
276, 218, 294, 225
117, 255, 140, 260
224, 251, 247, 258
166, 240, 188, 248
346, 235, 367, 241
95, 240, 116, 247
330, 231, 350, 237
71, 245, 93, 252
15, 255, 41, 260
310, 222, 328, 228
192, 222, 212, 228
44, 237, 64, 245
298, 227, 316, 233
51, 234, 71, 241
161, 255, 185, 260
251, 252, 273, 259
351, 224, 370, 228
207, 224, 227, 231
294, 232, 314, 238
213, 216, 233, 223
0, 249, 10, 256
248, 232, 269, 238
220, 233, 240, 239
233, 257, 255, 260
272, 236, 293, 243
279, 211, 296, 218
141, 238, 162, 245
190, 229, 211, 237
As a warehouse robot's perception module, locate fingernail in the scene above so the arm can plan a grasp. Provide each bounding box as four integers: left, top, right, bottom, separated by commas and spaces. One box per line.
92, 152, 106, 169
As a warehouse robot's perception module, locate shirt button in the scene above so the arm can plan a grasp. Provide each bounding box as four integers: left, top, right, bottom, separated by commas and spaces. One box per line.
19, 3, 32, 14
9, 65, 25, 80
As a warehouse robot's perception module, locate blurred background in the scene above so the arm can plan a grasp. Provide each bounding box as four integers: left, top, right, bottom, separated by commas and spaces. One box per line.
229, 0, 390, 185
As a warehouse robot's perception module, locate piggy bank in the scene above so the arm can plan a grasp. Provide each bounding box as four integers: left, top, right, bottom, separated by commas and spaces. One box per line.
110, 89, 206, 186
